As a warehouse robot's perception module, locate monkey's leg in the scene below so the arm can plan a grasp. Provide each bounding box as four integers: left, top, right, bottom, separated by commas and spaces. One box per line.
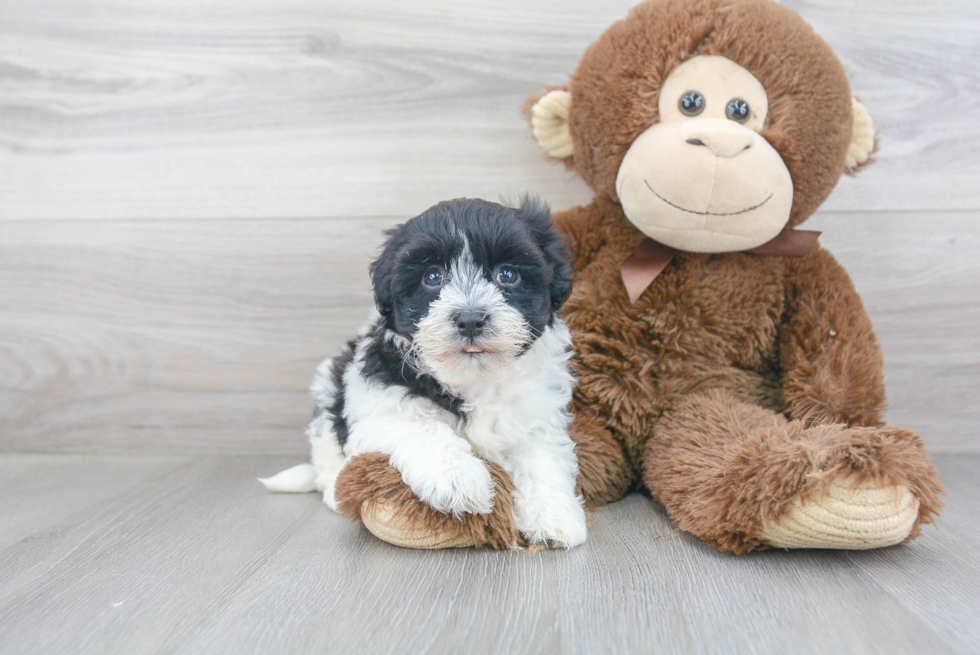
642, 389, 944, 554
334, 453, 524, 550
569, 406, 633, 508
332, 403, 629, 549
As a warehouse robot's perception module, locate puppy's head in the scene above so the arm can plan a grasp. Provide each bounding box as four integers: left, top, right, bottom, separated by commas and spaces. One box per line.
370, 197, 571, 382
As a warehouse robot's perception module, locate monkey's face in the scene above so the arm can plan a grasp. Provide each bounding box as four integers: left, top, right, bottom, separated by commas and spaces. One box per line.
528, 0, 875, 248
615, 56, 793, 253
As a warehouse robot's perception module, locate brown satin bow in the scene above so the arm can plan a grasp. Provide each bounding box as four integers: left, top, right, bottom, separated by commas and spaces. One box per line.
619, 229, 821, 304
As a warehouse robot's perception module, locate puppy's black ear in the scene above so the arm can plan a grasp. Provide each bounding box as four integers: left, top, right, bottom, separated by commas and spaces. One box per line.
369, 225, 404, 319
518, 196, 573, 311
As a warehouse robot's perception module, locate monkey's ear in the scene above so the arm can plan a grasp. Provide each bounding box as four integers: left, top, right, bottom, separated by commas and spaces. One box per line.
528, 89, 574, 160
845, 98, 876, 173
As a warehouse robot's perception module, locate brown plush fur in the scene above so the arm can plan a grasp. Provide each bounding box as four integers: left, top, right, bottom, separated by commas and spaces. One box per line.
569, 409, 634, 507
642, 390, 943, 553
555, 196, 943, 552
332, 0, 944, 553
567, 0, 853, 228
538, 0, 944, 552
336, 453, 525, 549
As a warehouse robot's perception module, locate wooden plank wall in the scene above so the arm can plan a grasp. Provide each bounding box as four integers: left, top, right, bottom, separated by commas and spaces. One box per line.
1, 0, 978, 454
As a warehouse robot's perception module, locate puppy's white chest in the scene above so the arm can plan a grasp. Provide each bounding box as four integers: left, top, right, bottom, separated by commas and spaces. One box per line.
461, 388, 529, 457
456, 364, 572, 461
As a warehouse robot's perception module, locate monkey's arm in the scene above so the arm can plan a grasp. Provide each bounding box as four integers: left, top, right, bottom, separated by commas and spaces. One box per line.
551, 200, 608, 273
778, 245, 886, 428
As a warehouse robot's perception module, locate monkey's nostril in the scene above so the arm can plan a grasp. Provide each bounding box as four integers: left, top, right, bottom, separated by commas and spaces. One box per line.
686, 138, 705, 146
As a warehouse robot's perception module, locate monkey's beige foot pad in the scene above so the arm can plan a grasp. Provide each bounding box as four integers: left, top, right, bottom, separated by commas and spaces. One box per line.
759, 475, 919, 550
360, 500, 476, 549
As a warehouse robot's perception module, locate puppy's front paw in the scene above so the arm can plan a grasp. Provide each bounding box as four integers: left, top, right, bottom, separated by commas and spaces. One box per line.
404, 453, 495, 518
515, 492, 588, 549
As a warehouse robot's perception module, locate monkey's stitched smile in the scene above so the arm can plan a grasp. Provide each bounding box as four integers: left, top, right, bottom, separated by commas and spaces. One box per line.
644, 180, 773, 217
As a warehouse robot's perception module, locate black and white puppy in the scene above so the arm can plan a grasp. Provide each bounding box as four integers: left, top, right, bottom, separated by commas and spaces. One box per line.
260, 197, 587, 548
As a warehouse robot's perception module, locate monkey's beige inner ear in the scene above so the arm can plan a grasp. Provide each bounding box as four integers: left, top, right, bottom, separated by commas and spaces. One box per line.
531, 90, 573, 159
846, 98, 875, 170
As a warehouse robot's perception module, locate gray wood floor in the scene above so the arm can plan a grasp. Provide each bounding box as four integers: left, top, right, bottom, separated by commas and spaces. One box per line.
0, 453, 977, 655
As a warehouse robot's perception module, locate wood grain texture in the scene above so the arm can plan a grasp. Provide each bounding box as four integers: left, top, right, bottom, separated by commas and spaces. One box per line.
0, 0, 978, 221
808, 211, 980, 452
1, 210, 977, 455
0, 0, 977, 455
0, 216, 393, 455
0, 453, 976, 654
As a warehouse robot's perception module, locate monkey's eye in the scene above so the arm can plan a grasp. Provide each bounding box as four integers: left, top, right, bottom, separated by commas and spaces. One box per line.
494, 265, 520, 287
422, 267, 445, 290
678, 91, 705, 116
725, 98, 750, 123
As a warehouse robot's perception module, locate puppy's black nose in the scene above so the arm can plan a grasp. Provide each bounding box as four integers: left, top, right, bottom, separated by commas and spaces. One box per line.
455, 312, 487, 339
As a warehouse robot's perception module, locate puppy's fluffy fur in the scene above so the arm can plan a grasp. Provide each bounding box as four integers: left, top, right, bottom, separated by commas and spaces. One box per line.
261, 197, 587, 548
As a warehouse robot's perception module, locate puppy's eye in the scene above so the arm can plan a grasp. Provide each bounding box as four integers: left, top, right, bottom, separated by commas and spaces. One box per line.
679, 91, 705, 116
494, 265, 520, 287
422, 267, 445, 290
725, 98, 750, 123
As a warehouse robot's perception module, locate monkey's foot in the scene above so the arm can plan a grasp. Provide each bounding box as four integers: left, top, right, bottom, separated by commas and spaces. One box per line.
759, 475, 919, 549
360, 499, 475, 549
335, 452, 524, 550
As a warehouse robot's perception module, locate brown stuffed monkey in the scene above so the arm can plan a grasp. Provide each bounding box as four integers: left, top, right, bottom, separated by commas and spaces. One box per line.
334, 0, 944, 553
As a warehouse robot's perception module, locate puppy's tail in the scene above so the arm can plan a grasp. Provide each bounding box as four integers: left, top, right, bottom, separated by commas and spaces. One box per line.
258, 463, 318, 493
